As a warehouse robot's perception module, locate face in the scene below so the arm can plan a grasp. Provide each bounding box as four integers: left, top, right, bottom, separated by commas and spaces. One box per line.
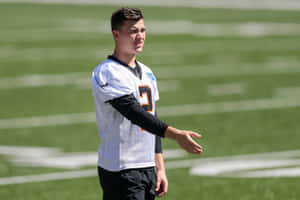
113, 19, 146, 55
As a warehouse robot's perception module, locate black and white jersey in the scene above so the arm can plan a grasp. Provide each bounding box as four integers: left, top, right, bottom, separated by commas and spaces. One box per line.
91, 57, 159, 171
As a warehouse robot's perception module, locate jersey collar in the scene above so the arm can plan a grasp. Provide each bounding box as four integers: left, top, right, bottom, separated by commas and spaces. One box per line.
108, 55, 142, 80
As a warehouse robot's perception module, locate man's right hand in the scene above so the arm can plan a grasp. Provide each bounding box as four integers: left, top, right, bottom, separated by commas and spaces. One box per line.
164, 126, 203, 154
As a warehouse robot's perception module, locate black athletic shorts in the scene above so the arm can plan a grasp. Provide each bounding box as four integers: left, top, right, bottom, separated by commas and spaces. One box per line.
98, 166, 156, 200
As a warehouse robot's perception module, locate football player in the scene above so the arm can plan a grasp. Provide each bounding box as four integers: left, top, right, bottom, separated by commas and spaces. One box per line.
91, 7, 203, 200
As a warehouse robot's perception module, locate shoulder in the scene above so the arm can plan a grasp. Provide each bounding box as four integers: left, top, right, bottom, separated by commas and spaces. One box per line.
137, 61, 157, 81
93, 59, 125, 82
137, 61, 152, 73
93, 59, 120, 75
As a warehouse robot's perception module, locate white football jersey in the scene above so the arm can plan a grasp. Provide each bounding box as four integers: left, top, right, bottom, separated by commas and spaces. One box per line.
91, 58, 159, 171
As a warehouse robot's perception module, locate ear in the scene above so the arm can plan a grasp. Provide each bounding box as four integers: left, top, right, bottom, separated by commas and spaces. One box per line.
112, 30, 119, 41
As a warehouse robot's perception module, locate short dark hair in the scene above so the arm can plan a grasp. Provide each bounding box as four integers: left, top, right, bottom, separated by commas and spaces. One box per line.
111, 7, 144, 31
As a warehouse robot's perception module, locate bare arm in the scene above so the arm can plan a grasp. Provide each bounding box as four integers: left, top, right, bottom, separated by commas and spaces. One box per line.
155, 153, 168, 197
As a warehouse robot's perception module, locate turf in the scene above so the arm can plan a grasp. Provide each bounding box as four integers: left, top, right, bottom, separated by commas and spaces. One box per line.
0, 2, 300, 200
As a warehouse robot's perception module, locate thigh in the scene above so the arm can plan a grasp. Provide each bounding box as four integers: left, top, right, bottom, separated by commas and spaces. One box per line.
144, 168, 156, 200
122, 167, 156, 200
120, 169, 146, 200
98, 167, 156, 200
98, 167, 121, 200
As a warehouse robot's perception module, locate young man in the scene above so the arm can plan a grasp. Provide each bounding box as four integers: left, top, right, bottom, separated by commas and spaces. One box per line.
91, 7, 203, 200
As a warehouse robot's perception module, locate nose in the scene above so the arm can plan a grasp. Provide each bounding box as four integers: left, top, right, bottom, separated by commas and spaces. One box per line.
136, 30, 145, 40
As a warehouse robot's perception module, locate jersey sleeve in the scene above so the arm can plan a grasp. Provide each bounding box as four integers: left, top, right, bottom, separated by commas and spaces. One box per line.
108, 94, 168, 138
153, 76, 159, 102
92, 65, 135, 102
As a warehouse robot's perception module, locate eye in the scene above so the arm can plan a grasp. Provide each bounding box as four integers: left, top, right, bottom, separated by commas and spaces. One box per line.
141, 28, 146, 33
129, 29, 139, 34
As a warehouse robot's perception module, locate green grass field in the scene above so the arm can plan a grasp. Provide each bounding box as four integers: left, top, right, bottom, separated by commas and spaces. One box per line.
1, 2, 300, 200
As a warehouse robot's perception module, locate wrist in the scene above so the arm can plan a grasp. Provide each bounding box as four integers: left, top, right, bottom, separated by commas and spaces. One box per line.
164, 126, 181, 140
156, 166, 166, 173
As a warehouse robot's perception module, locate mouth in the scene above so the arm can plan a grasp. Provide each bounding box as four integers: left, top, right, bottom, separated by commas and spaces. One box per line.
135, 41, 144, 47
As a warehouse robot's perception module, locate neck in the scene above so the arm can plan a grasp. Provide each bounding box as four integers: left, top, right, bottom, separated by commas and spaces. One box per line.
113, 50, 136, 68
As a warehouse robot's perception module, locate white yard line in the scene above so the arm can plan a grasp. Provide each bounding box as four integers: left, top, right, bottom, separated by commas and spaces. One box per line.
154, 64, 300, 78
238, 167, 300, 178
2, 21, 300, 37
190, 159, 300, 177
207, 83, 245, 96
274, 87, 300, 98
0, 146, 185, 169
0, 148, 186, 185
167, 150, 300, 178
1, 149, 300, 185
1, 0, 300, 11
0, 47, 111, 61
0, 73, 88, 89
0, 112, 95, 130
1, 59, 300, 89
0, 169, 97, 185
146, 22, 300, 37
158, 97, 300, 117
0, 73, 180, 92
58, 20, 300, 36
1, 96, 300, 130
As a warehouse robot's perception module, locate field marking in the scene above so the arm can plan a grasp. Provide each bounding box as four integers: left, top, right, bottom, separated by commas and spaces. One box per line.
0, 146, 186, 169
0, 169, 97, 186
190, 159, 300, 177
155, 64, 300, 78
0, 73, 179, 92
1, 149, 300, 185
2, 21, 300, 38
207, 83, 245, 96
170, 150, 300, 177
238, 167, 300, 178
0, 72, 88, 89
0, 47, 112, 61
0, 112, 95, 130
1, 58, 300, 89
1, 0, 300, 10
158, 97, 300, 117
146, 21, 300, 37
1, 96, 300, 130
275, 87, 300, 98
60, 20, 300, 37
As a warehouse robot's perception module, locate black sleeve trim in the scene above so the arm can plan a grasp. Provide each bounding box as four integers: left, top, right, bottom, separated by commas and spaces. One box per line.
108, 94, 168, 138
154, 110, 162, 153
155, 135, 163, 153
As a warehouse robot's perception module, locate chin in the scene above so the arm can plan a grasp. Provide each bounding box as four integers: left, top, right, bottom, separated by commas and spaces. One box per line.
135, 47, 144, 54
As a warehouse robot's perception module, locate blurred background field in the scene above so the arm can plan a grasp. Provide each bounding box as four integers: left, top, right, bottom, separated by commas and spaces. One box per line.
0, 1, 300, 200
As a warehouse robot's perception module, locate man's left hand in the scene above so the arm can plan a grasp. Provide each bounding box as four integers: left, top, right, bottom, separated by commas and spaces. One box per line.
155, 170, 168, 197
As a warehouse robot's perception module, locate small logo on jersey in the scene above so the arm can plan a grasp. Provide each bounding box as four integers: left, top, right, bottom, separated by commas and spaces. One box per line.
146, 72, 155, 81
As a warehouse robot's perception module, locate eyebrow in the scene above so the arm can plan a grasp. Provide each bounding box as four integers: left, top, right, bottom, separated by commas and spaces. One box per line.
130, 26, 146, 30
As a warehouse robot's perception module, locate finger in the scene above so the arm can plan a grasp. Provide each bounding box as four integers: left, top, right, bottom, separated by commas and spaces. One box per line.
163, 180, 168, 194
190, 132, 202, 138
155, 179, 161, 191
190, 149, 202, 154
183, 142, 201, 154
157, 190, 164, 197
191, 145, 203, 154
189, 147, 201, 153
156, 187, 164, 197
194, 145, 203, 151
158, 191, 166, 197
157, 182, 168, 197
194, 148, 203, 154
188, 138, 202, 149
